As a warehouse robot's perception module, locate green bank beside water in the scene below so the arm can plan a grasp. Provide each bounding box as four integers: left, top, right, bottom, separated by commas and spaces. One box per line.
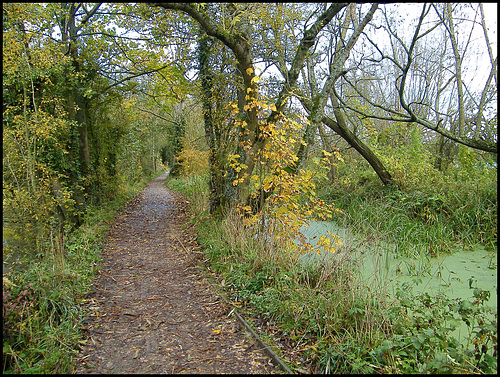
166, 174, 497, 374
303, 221, 497, 309
302, 220, 497, 346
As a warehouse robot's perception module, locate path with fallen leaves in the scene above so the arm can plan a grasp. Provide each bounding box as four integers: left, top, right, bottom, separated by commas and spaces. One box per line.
75, 172, 279, 373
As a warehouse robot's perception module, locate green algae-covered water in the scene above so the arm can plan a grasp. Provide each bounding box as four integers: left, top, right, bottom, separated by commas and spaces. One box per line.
300, 221, 497, 344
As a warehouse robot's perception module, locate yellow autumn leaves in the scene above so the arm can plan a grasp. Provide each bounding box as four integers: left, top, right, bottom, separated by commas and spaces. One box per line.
228, 94, 344, 256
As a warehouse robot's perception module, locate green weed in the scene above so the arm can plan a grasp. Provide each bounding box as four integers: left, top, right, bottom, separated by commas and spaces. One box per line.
371, 282, 497, 374
319, 179, 496, 257
166, 174, 209, 215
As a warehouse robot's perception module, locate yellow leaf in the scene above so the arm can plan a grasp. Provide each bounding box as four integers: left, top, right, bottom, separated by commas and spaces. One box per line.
212, 329, 221, 334
3, 277, 16, 288
269, 104, 277, 112
317, 236, 331, 249
246, 67, 253, 75
334, 151, 344, 162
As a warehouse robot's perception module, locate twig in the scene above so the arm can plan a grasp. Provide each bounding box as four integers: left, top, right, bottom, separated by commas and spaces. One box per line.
174, 234, 194, 262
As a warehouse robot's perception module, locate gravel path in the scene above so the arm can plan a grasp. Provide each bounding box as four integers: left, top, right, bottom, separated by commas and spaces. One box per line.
74, 172, 279, 374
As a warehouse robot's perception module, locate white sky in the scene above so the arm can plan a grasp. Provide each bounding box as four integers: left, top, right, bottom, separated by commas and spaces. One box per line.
483, 3, 497, 41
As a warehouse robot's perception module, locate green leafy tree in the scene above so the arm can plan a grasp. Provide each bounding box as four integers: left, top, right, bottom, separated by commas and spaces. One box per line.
153, 3, 348, 208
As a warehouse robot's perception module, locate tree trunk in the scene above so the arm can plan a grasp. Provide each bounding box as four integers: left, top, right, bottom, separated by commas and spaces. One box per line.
199, 31, 226, 214
331, 95, 394, 186
58, 4, 91, 218
300, 96, 394, 187
318, 124, 337, 183
445, 4, 465, 138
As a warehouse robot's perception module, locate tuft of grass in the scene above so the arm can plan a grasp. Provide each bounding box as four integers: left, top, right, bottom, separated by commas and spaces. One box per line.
319, 178, 497, 256
166, 174, 209, 215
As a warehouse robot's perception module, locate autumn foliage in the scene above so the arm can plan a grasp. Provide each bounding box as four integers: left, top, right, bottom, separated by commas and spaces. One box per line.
227, 87, 344, 258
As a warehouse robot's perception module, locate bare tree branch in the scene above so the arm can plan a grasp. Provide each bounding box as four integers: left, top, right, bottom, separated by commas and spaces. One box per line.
99, 64, 172, 94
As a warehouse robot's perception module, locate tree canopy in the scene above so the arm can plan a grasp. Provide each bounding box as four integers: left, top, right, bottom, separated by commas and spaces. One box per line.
3, 1, 497, 237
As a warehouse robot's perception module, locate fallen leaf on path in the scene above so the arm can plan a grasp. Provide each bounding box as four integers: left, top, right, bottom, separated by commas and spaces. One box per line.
133, 349, 140, 359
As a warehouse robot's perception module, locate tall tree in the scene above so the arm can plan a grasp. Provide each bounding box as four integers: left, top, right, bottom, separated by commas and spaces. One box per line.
198, 29, 225, 212
3, 3, 82, 247
341, 3, 497, 155
153, 2, 348, 207
293, 4, 395, 186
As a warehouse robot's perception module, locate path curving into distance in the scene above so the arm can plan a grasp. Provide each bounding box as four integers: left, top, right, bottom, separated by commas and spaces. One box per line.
75, 172, 279, 374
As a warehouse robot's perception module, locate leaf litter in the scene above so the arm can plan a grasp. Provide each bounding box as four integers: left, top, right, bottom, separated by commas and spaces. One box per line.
74, 172, 280, 374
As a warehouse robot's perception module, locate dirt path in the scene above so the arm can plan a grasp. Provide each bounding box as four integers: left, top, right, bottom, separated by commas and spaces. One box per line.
75, 173, 279, 374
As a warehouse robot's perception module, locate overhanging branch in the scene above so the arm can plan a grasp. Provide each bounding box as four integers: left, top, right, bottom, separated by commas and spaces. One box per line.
98, 64, 171, 94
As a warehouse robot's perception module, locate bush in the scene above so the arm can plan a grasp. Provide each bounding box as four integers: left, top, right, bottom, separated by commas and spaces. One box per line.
176, 148, 209, 177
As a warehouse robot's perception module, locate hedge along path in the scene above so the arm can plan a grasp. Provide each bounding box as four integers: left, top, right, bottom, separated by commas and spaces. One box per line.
75, 172, 280, 374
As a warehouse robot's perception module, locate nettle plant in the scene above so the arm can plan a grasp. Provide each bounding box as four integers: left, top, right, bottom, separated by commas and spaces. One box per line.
371, 279, 497, 374
227, 88, 343, 260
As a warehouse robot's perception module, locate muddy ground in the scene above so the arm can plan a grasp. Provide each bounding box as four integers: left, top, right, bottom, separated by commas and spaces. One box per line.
74, 172, 280, 374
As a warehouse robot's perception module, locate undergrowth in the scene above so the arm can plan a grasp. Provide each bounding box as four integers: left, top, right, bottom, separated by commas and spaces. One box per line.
2, 171, 162, 374
166, 173, 497, 374
319, 174, 497, 256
